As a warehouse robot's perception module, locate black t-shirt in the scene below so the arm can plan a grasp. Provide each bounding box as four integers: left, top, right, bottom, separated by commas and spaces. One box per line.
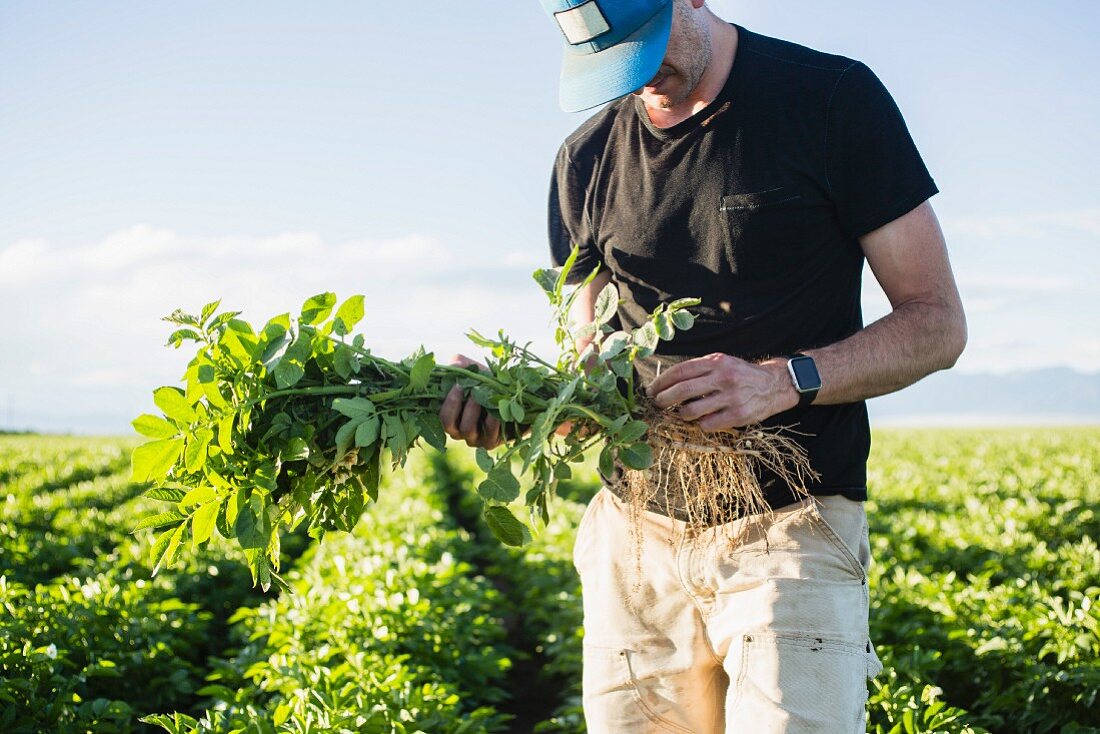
548, 24, 938, 511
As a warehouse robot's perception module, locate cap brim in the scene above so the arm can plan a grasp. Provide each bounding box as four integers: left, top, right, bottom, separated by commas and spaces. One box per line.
558, 3, 674, 113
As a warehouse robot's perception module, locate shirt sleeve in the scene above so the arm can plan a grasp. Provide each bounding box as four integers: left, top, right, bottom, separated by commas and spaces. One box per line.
825, 62, 939, 240
548, 142, 604, 285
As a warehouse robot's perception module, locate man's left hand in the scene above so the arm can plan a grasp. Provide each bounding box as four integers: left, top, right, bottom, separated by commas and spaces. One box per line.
647, 353, 799, 431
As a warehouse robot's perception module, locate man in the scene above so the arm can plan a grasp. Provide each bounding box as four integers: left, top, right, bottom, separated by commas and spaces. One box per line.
442, 0, 966, 731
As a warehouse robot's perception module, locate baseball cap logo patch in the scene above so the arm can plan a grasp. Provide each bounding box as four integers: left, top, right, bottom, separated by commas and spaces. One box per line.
555, 1, 612, 45
539, 0, 673, 112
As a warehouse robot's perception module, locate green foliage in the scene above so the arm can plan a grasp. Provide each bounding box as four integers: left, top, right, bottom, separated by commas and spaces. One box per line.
4, 403, 1098, 734
141, 456, 515, 733
130, 248, 700, 587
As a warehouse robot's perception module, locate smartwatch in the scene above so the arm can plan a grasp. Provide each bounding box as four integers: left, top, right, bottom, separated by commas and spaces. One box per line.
786, 353, 821, 409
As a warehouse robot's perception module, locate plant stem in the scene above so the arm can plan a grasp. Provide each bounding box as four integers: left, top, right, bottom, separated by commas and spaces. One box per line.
244, 385, 366, 408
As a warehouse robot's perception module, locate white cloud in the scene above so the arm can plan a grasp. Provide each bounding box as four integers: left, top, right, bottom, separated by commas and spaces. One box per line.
0, 226, 558, 432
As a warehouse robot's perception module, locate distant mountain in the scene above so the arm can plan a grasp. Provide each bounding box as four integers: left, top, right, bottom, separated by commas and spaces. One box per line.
869, 367, 1100, 425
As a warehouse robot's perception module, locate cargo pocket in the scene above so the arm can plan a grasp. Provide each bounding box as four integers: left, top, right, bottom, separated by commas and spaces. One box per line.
728, 632, 867, 734
805, 498, 868, 584
581, 645, 695, 734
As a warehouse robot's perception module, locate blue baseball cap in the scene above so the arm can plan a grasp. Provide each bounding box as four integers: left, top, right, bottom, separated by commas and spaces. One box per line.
540, 0, 674, 112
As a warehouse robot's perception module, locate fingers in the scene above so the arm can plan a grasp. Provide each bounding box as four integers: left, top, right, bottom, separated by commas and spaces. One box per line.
458, 395, 481, 445
676, 393, 726, 422
647, 356, 715, 396
698, 409, 742, 432
652, 376, 714, 410
482, 414, 502, 450
440, 384, 466, 440
440, 354, 500, 448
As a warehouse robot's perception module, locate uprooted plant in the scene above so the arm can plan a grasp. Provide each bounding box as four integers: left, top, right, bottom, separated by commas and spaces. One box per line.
130, 246, 814, 590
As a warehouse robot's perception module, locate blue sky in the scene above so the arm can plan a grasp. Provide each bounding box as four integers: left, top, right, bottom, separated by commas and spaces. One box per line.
1, 1, 1098, 433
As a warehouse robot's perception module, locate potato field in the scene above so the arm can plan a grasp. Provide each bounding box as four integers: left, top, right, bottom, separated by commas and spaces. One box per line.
1, 428, 1097, 733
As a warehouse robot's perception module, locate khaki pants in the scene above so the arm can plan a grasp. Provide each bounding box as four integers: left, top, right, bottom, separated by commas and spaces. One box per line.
573, 488, 883, 733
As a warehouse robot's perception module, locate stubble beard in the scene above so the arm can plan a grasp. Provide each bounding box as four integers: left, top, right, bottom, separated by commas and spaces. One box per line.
645, 5, 712, 110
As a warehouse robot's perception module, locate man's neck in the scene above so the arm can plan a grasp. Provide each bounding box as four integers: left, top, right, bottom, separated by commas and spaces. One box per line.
646, 21, 739, 129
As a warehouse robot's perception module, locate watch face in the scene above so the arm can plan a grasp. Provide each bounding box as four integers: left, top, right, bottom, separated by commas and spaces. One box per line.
790, 356, 822, 391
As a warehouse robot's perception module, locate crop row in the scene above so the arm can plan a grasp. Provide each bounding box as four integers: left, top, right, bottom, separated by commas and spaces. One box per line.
2, 429, 1098, 733
865, 430, 1100, 733
0, 437, 270, 732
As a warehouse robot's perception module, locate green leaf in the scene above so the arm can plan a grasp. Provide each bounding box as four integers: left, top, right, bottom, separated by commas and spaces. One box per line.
599, 331, 631, 361
416, 413, 448, 452
133, 510, 187, 532
180, 485, 216, 508
554, 244, 580, 294
218, 414, 235, 455
655, 312, 675, 340
593, 282, 619, 325
466, 329, 497, 349
283, 436, 310, 461
165, 328, 202, 348
300, 292, 337, 325
131, 438, 185, 483
153, 386, 197, 423
384, 414, 408, 460
362, 445, 381, 503
143, 486, 187, 503
619, 420, 649, 443
632, 321, 659, 351
478, 463, 520, 502
509, 398, 525, 423
333, 345, 360, 379
354, 415, 381, 447
184, 428, 213, 473
598, 445, 616, 478
335, 419, 358, 459
333, 294, 365, 336
207, 311, 242, 330
332, 397, 375, 419
132, 414, 178, 439
163, 308, 200, 327
484, 505, 533, 547
200, 298, 222, 325
202, 381, 228, 410
408, 352, 435, 391
619, 442, 654, 470
220, 327, 255, 364
532, 268, 558, 295
218, 488, 242, 538
152, 522, 187, 576
671, 310, 695, 330
273, 703, 292, 728
259, 327, 292, 368
668, 297, 701, 310
475, 447, 494, 472
497, 397, 513, 422
235, 502, 268, 550
191, 501, 220, 548
273, 360, 305, 389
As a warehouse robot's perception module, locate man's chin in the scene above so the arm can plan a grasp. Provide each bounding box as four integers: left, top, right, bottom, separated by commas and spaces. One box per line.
635, 90, 678, 111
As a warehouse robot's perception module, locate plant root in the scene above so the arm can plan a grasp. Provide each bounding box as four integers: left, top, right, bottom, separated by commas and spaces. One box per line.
608, 398, 819, 593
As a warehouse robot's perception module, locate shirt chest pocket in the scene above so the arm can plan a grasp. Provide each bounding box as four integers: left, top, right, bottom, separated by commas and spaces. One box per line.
720, 186, 818, 278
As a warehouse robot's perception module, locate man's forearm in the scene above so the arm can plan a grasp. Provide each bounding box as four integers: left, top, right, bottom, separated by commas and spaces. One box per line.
798, 298, 967, 406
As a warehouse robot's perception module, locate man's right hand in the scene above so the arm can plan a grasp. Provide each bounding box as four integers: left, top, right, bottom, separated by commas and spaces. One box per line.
439, 354, 503, 450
